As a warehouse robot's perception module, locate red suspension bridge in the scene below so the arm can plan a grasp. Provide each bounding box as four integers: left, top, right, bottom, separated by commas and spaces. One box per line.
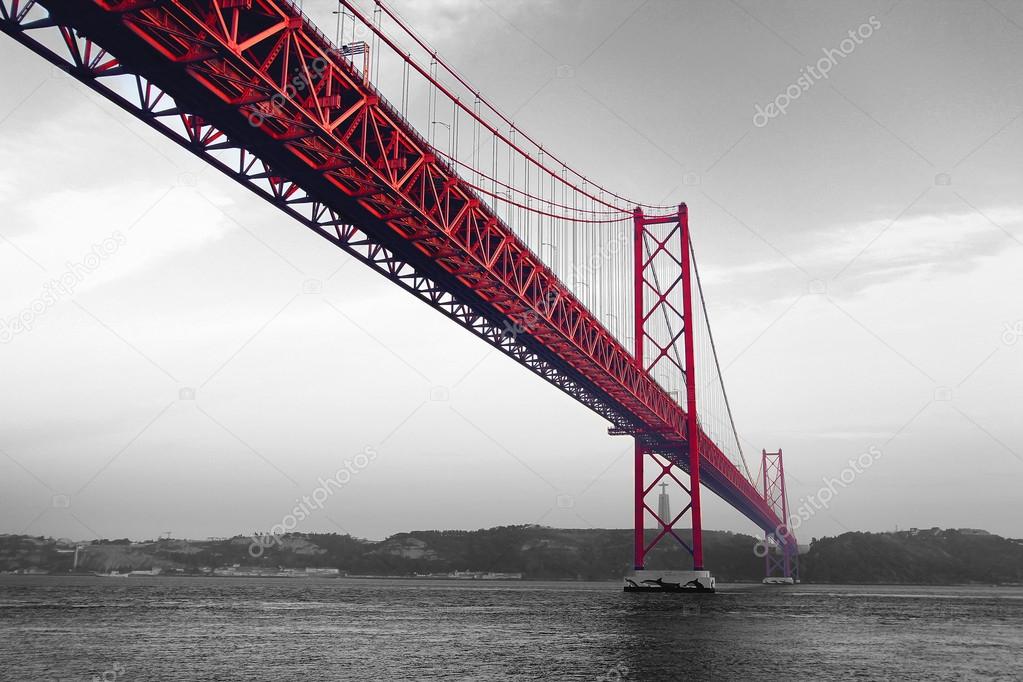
1, 0, 798, 590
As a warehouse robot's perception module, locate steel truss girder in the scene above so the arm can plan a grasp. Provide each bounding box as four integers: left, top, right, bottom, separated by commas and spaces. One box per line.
0, 1, 632, 437
34, 0, 681, 437
0, 0, 789, 541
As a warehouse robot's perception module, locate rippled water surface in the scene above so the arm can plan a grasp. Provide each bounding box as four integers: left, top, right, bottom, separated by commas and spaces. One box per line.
1, 576, 1021, 680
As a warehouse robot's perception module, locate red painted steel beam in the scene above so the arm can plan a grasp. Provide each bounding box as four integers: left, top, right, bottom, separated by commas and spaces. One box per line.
1, 0, 793, 547
632, 208, 645, 570
678, 204, 705, 570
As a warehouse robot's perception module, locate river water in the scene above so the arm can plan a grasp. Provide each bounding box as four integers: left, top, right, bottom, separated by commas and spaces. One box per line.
1, 577, 1020, 680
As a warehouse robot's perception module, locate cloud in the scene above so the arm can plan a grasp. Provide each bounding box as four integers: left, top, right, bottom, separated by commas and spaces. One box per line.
0, 184, 236, 310
822, 205, 1023, 284
698, 204, 1023, 307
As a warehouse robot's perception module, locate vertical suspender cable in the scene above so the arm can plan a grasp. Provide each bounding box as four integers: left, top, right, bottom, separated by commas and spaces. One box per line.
428, 56, 437, 147
371, 3, 381, 85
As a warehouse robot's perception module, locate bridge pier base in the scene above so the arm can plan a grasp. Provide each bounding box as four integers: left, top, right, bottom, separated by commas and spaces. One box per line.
623, 569, 715, 593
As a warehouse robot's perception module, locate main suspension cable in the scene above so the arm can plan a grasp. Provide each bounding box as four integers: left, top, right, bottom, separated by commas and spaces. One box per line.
343, 0, 677, 214
690, 236, 755, 485
433, 149, 631, 216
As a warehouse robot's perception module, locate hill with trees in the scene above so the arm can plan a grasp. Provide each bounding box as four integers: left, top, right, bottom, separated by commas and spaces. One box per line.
801, 528, 1023, 584
2, 526, 1021, 584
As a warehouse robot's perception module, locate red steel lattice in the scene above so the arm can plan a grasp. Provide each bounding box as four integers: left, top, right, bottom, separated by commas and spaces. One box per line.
0, 0, 797, 556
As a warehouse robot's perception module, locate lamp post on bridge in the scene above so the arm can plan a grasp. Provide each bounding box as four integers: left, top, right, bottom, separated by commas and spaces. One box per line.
540, 241, 557, 264
430, 120, 452, 158
332, 7, 353, 46
604, 311, 621, 346
494, 190, 514, 229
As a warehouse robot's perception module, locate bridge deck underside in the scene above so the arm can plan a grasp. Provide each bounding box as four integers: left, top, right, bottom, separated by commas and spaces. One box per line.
1, 0, 792, 547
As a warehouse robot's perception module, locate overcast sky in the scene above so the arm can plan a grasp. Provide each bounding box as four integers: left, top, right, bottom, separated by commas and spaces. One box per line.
1, 0, 1021, 544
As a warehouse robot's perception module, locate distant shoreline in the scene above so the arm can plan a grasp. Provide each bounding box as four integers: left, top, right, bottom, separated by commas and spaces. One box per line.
4, 527, 1021, 585
2, 573, 1021, 588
